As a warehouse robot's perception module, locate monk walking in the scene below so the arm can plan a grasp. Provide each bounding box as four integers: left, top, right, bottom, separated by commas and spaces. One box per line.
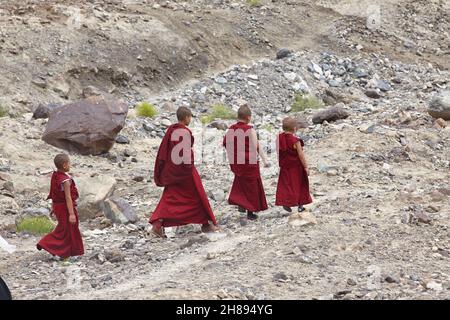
150, 107, 219, 237
37, 154, 84, 260
223, 104, 269, 220
275, 117, 312, 212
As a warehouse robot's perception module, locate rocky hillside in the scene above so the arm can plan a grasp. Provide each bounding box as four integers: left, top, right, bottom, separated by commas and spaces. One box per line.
0, 0, 449, 300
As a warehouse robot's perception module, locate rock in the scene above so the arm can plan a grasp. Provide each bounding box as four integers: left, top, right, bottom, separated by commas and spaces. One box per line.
428, 91, 450, 120
365, 89, 381, 99
77, 175, 117, 221
276, 48, 292, 59
384, 275, 399, 283
115, 135, 129, 144
42, 94, 128, 155
132, 176, 144, 182
426, 281, 443, 291
308, 62, 323, 75
288, 211, 317, 227
284, 72, 297, 82
32, 103, 60, 119
82, 86, 103, 98
0, 196, 19, 212
208, 121, 228, 130
104, 249, 125, 263
0, 236, 16, 254
211, 189, 225, 202
376, 80, 392, 92
434, 118, 447, 129
413, 211, 432, 224
312, 104, 349, 124
160, 119, 172, 128
161, 102, 176, 112
347, 278, 357, 286
215, 77, 228, 84
273, 272, 289, 282
101, 197, 138, 224
358, 123, 376, 134
32, 78, 48, 89
247, 74, 259, 81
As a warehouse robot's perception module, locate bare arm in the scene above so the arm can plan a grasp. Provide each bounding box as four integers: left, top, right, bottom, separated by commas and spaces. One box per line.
63, 180, 76, 224
250, 129, 269, 167
294, 141, 309, 175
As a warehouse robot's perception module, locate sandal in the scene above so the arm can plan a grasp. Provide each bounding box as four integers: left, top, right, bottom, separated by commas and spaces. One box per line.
151, 226, 167, 238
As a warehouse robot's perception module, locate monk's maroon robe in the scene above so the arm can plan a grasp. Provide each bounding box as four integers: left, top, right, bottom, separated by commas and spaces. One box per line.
150, 123, 217, 227
275, 132, 312, 207
223, 122, 268, 212
37, 171, 84, 258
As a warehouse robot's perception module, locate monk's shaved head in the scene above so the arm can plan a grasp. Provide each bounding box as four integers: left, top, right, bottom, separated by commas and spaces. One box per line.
282, 117, 298, 132
54, 153, 70, 170
176, 107, 193, 121
237, 104, 252, 120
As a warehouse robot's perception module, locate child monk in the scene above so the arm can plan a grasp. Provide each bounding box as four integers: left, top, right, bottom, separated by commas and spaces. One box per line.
223, 104, 269, 220
37, 154, 84, 260
276, 117, 312, 212
150, 107, 219, 237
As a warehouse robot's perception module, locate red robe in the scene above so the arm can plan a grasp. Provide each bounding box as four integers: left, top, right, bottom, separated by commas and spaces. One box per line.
37, 171, 84, 258
150, 123, 217, 227
223, 122, 268, 212
275, 132, 312, 207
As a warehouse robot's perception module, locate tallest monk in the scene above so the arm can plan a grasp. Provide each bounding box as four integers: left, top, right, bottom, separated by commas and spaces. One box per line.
150, 107, 219, 237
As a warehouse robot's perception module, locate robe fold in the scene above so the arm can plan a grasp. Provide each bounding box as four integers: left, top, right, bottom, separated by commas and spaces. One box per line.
275, 132, 312, 207
37, 171, 84, 259
150, 123, 217, 227
223, 122, 268, 212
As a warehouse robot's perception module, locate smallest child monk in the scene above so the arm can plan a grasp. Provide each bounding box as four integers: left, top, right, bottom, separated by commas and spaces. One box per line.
275, 117, 312, 212
37, 154, 84, 261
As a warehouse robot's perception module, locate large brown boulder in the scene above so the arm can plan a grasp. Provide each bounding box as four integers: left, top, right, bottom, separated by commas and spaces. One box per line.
42, 94, 128, 155
312, 103, 349, 124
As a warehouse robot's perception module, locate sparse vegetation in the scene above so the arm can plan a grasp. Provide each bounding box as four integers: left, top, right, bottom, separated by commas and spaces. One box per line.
247, 0, 261, 7
261, 123, 273, 132
16, 216, 55, 236
0, 105, 8, 117
291, 93, 323, 112
136, 102, 158, 118
201, 103, 235, 124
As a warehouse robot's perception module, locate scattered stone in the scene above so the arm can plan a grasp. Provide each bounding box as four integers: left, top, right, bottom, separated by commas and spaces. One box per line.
384, 275, 399, 283
434, 118, 447, 129
132, 176, 144, 182
426, 281, 443, 291
208, 121, 228, 130
413, 211, 432, 224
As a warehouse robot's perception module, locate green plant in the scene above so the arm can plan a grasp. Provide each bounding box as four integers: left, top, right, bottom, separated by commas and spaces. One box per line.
247, 0, 261, 7
201, 104, 235, 124
261, 123, 273, 132
291, 93, 323, 112
0, 105, 8, 118
16, 216, 55, 236
136, 102, 158, 118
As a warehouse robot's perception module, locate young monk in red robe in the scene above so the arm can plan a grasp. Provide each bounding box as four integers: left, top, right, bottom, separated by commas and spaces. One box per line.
37, 154, 84, 260
276, 117, 312, 212
150, 107, 219, 237
223, 104, 269, 220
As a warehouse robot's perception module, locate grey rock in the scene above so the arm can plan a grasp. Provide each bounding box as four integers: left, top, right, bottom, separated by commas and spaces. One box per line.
312, 104, 349, 124
365, 89, 381, 99
115, 135, 129, 144
376, 80, 392, 92
276, 48, 292, 59
101, 197, 138, 224
32, 103, 60, 119
428, 91, 450, 120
